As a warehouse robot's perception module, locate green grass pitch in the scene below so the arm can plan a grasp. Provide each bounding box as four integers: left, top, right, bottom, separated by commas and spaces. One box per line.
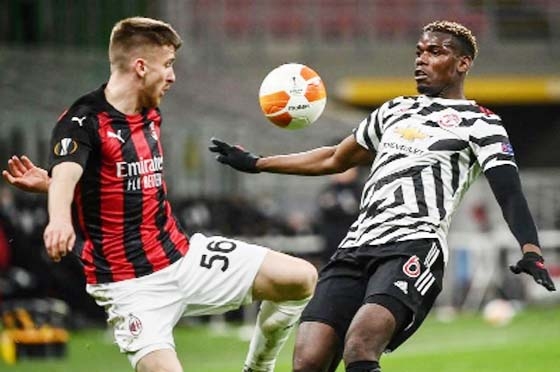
1, 306, 558, 372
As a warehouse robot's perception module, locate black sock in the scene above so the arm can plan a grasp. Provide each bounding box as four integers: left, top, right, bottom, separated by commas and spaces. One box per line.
346, 360, 381, 372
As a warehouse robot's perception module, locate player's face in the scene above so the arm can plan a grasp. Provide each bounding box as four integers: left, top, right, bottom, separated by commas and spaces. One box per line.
140, 45, 176, 108
414, 32, 465, 98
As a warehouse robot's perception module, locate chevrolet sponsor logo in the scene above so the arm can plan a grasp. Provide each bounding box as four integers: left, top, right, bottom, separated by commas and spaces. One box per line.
395, 126, 427, 141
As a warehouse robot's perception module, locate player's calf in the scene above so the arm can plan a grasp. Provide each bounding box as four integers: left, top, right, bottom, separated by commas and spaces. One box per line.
243, 297, 311, 372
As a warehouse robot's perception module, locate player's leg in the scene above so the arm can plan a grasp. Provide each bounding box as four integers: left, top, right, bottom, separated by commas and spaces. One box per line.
342, 302, 400, 372
292, 321, 342, 372
252, 248, 318, 302
243, 249, 318, 372
136, 349, 182, 372
86, 265, 188, 372
174, 233, 316, 372
342, 240, 444, 371
292, 250, 366, 372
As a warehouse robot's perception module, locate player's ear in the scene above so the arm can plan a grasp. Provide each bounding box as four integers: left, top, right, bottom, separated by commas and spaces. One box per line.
134, 58, 147, 78
457, 55, 472, 74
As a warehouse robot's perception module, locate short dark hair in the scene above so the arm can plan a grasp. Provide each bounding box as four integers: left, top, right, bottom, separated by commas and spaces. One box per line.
423, 20, 478, 60
109, 17, 183, 70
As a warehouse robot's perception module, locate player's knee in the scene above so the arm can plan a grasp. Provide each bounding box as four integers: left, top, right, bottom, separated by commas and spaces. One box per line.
292, 322, 340, 372
138, 365, 181, 372
136, 349, 182, 372
292, 260, 318, 299
292, 354, 325, 372
343, 327, 388, 363
273, 260, 317, 301
343, 336, 371, 363
256, 252, 317, 301
137, 360, 182, 372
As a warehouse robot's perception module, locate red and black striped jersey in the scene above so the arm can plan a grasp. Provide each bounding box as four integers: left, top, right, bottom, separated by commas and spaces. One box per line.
49, 84, 189, 284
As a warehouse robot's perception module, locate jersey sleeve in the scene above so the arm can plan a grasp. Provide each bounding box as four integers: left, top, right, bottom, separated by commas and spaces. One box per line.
353, 99, 393, 152
468, 114, 517, 172
48, 107, 95, 174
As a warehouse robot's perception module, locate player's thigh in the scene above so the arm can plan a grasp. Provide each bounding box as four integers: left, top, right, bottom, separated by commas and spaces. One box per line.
178, 233, 268, 315
87, 269, 185, 369
300, 261, 366, 344
343, 302, 397, 361
252, 249, 317, 302
293, 262, 366, 372
364, 240, 444, 351
136, 349, 182, 372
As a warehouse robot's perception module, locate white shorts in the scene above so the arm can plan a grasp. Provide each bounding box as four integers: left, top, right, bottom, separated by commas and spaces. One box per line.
86, 233, 268, 368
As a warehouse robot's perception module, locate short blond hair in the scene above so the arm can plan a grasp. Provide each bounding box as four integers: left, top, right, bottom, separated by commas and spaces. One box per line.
423, 20, 478, 60
109, 17, 182, 71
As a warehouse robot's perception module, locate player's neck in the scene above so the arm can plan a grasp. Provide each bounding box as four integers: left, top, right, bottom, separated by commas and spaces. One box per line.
440, 92, 466, 100
439, 81, 466, 100
105, 75, 143, 115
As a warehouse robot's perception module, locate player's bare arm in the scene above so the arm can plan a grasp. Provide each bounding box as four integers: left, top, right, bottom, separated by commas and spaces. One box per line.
210, 134, 374, 175
2, 155, 50, 193
43, 162, 83, 262
258, 135, 373, 175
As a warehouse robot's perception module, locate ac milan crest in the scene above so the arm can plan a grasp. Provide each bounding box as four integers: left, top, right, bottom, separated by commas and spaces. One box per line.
128, 314, 143, 337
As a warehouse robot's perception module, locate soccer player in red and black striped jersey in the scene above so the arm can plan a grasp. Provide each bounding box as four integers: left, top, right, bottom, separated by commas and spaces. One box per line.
210, 21, 556, 372
3, 17, 317, 372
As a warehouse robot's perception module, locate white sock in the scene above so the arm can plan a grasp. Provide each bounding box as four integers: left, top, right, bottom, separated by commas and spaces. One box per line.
243, 297, 310, 372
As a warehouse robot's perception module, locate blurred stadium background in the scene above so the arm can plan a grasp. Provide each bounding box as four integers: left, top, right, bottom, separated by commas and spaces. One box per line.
1, 0, 559, 370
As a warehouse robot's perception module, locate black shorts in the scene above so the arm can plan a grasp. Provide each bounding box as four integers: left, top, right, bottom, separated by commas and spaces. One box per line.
301, 239, 444, 351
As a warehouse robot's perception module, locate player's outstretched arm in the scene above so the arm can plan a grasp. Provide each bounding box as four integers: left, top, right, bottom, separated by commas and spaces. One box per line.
209, 135, 374, 176
2, 155, 50, 193
485, 165, 556, 291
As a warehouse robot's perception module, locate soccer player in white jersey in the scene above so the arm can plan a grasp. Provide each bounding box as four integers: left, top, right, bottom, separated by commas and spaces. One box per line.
210, 20, 556, 372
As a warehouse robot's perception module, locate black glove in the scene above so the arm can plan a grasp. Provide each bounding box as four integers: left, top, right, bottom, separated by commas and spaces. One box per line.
509, 252, 556, 291
209, 137, 261, 173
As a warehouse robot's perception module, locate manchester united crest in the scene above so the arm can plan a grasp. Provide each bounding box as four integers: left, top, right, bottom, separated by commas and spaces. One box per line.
438, 110, 462, 128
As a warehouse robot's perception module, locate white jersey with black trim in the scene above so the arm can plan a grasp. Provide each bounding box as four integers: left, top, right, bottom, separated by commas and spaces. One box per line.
339, 95, 517, 263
